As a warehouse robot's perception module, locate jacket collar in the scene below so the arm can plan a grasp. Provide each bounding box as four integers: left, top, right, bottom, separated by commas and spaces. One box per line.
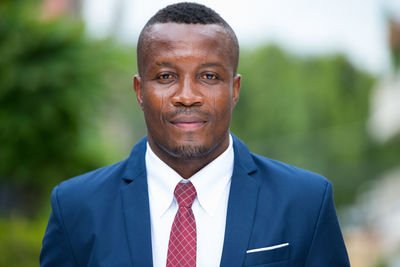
121, 137, 147, 182
120, 137, 153, 266
220, 134, 260, 267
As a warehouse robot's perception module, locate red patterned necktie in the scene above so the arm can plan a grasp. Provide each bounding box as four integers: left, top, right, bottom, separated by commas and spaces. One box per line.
167, 182, 197, 267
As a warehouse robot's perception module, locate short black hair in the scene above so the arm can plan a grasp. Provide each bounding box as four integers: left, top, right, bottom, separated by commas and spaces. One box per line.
137, 2, 239, 74
145, 2, 232, 26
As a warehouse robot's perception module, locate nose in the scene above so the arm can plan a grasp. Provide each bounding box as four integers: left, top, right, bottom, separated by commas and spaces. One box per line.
171, 77, 203, 107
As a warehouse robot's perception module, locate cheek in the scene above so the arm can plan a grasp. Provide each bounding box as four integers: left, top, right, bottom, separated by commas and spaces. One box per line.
143, 88, 167, 115
214, 88, 233, 109
161, 95, 165, 115
211, 90, 233, 122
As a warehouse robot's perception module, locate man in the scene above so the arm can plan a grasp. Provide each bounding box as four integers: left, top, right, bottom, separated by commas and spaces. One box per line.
40, 2, 350, 266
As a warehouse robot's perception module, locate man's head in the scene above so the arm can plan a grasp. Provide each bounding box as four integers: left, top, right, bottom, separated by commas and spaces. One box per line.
134, 2, 241, 167
137, 2, 239, 75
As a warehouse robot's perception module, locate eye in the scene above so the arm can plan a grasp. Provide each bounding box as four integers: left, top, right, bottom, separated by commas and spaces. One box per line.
155, 72, 176, 84
200, 73, 220, 84
201, 73, 218, 80
159, 73, 173, 79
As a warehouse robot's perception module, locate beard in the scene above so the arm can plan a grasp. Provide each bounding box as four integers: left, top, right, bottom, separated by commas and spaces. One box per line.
167, 143, 211, 159
154, 134, 225, 160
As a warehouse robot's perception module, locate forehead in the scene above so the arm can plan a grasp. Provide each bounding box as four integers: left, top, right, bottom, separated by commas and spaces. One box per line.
139, 23, 235, 71
146, 23, 229, 44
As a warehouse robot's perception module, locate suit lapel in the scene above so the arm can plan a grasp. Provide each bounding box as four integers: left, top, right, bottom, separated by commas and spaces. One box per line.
120, 138, 153, 267
220, 135, 260, 267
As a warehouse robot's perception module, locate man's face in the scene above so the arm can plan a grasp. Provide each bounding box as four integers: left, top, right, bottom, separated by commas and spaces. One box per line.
134, 23, 241, 160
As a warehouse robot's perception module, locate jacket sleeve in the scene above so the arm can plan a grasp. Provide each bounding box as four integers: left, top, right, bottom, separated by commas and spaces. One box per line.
305, 182, 351, 267
40, 185, 78, 267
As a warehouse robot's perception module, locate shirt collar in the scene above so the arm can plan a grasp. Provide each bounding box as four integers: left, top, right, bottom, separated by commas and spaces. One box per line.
146, 135, 234, 217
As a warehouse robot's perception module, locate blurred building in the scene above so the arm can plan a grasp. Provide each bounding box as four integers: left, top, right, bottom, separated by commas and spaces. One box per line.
368, 72, 400, 143
368, 17, 400, 143
345, 168, 400, 267
41, 0, 82, 19
346, 16, 400, 267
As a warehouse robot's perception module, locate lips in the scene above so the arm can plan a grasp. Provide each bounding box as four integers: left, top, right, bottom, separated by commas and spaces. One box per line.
169, 115, 207, 131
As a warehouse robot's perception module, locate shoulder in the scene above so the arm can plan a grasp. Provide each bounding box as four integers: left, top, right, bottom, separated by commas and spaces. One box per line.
251, 153, 328, 187
249, 152, 331, 207
52, 137, 147, 204
51, 159, 129, 209
232, 134, 330, 200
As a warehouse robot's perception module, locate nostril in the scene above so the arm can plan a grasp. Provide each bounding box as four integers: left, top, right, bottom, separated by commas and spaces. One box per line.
172, 97, 203, 107
172, 89, 203, 107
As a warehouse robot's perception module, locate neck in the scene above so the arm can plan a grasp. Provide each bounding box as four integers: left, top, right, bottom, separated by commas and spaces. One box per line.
148, 135, 229, 179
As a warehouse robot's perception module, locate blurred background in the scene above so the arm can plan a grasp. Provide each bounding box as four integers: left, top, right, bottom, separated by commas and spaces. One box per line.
0, 0, 399, 266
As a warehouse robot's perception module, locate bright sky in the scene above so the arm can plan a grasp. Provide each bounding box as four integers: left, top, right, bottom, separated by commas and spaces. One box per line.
83, 0, 400, 74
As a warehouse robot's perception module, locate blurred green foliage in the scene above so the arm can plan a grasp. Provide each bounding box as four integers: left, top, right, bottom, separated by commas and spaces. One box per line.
0, 1, 105, 191
374, 258, 389, 267
0, 1, 140, 264
232, 46, 379, 206
232, 46, 400, 207
0, 216, 47, 267
0, 0, 141, 204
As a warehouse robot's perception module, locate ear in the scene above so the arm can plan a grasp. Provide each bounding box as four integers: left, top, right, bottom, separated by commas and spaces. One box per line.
232, 74, 241, 108
133, 75, 144, 110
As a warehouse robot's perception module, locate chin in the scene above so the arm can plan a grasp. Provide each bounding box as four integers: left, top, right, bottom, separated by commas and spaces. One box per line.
167, 143, 211, 159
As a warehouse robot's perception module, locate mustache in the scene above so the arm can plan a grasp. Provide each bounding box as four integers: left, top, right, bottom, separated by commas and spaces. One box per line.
165, 107, 211, 119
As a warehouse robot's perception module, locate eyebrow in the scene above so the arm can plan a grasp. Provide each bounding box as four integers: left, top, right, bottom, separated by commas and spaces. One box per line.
154, 61, 227, 71
200, 62, 224, 69
155, 61, 173, 67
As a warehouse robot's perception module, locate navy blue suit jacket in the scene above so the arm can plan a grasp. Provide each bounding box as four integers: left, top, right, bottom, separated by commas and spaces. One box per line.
40, 135, 350, 266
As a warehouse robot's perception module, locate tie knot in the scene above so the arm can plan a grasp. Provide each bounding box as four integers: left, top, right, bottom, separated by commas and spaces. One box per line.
174, 182, 197, 208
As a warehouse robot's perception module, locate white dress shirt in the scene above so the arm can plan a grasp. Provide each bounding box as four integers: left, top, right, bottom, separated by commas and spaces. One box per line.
146, 135, 234, 267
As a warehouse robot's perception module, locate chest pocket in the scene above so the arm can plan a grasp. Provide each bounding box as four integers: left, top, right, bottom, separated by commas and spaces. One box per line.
243, 244, 290, 266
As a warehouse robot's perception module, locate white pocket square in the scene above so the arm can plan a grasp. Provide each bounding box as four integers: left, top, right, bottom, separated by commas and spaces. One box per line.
246, 243, 289, 253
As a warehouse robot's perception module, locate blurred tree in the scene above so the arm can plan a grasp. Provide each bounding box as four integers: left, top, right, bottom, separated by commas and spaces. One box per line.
389, 17, 400, 71
0, 0, 137, 215
0, 1, 141, 265
232, 45, 379, 206
0, 216, 47, 267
